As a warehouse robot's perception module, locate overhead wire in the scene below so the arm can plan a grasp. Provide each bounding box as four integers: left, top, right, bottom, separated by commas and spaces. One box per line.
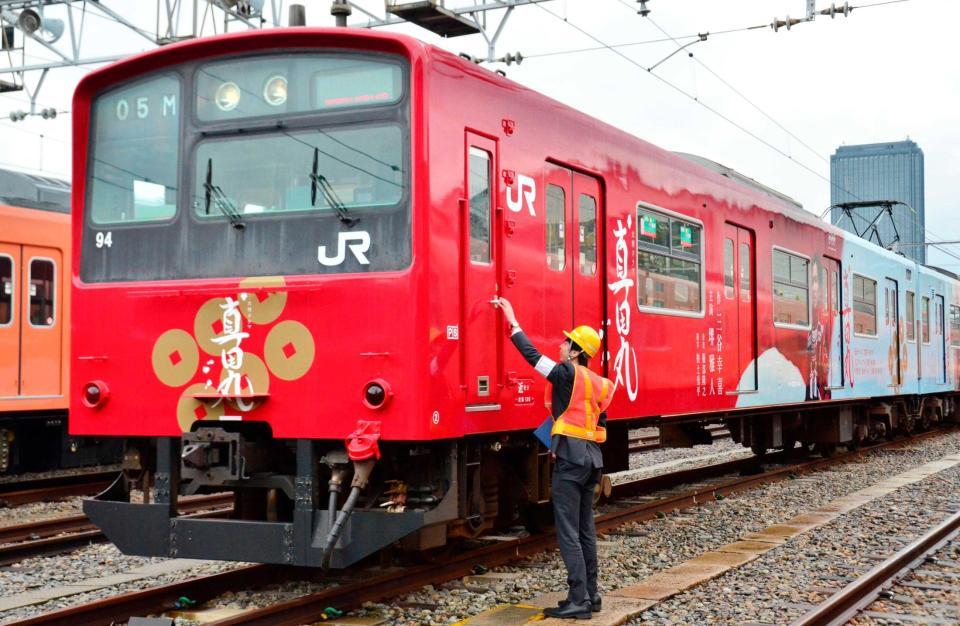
616, 3, 958, 264
530, 2, 840, 203
534, 2, 959, 264
618, 3, 827, 166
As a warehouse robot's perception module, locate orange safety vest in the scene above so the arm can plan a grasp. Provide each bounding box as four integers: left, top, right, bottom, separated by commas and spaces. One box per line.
545, 365, 616, 443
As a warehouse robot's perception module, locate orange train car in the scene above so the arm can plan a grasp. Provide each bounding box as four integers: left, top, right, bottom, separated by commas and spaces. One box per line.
0, 168, 118, 472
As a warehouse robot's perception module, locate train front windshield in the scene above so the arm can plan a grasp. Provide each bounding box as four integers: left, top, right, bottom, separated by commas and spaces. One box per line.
81, 53, 410, 283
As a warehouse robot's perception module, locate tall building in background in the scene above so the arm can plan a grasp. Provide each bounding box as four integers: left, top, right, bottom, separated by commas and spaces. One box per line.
830, 140, 926, 264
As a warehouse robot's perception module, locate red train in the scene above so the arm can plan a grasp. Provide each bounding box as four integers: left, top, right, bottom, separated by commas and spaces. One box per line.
0, 168, 120, 473
75, 27, 960, 567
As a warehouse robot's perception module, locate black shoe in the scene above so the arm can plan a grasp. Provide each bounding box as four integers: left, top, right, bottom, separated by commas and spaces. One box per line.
559, 596, 602, 612
543, 601, 592, 620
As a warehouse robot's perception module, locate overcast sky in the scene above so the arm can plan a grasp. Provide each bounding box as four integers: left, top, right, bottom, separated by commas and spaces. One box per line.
1, 0, 956, 265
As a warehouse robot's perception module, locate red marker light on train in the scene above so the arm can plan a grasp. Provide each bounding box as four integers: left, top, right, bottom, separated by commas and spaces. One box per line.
82, 380, 109, 409
362, 379, 392, 410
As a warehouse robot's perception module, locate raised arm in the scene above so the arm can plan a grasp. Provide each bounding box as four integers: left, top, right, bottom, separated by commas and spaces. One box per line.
492, 296, 559, 379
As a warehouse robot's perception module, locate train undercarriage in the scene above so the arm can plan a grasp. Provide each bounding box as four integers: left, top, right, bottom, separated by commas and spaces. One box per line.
85, 395, 957, 568
0, 411, 121, 474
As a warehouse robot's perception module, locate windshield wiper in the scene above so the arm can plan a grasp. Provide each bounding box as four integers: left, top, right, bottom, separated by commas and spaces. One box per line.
309, 147, 357, 227
204, 158, 245, 229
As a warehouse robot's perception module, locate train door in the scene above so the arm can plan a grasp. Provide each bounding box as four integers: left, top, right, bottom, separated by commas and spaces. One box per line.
542, 164, 575, 347
571, 173, 604, 375
936, 294, 946, 384
885, 278, 900, 387
462, 134, 501, 407
0, 244, 18, 397
825, 258, 844, 388
20, 249, 62, 397
723, 224, 756, 391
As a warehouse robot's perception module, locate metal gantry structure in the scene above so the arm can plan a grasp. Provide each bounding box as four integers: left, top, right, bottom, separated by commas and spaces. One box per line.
0, 0, 547, 119
0, 0, 291, 117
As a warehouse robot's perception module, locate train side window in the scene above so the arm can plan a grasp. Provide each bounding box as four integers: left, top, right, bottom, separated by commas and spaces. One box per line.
723, 238, 735, 299
905, 291, 916, 341
578, 194, 597, 276
852, 274, 877, 336
29, 258, 55, 327
739, 242, 751, 302
636, 206, 702, 314
0, 255, 12, 325
545, 184, 565, 271
773, 249, 809, 328
467, 147, 492, 264
950, 305, 960, 347
921, 296, 930, 343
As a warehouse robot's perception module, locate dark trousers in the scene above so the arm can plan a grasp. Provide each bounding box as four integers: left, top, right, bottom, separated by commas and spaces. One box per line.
551, 457, 602, 605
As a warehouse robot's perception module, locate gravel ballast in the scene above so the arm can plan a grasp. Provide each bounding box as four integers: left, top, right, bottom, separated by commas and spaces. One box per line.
1, 431, 958, 625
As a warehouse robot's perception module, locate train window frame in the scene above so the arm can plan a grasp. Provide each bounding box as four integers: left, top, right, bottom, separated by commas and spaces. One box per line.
0, 254, 13, 328
578, 193, 597, 277
27, 257, 56, 329
852, 273, 878, 338
922, 295, 931, 344
189, 121, 407, 223
192, 52, 406, 126
950, 304, 960, 348
467, 146, 493, 265
86, 72, 183, 228
545, 183, 566, 272
772, 246, 811, 330
905, 290, 916, 342
635, 202, 705, 319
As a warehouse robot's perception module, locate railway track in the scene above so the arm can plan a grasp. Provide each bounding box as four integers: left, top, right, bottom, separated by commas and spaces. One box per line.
790, 508, 960, 626
15, 428, 954, 626
0, 493, 233, 565
627, 425, 730, 453
0, 471, 118, 507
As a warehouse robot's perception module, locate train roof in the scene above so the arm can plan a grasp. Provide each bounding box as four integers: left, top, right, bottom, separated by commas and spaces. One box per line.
672, 152, 805, 213
0, 167, 70, 213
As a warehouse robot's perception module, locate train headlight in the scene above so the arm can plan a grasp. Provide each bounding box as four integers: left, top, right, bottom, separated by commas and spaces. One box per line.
362, 379, 392, 410
263, 75, 287, 106
215, 81, 241, 112
82, 380, 110, 409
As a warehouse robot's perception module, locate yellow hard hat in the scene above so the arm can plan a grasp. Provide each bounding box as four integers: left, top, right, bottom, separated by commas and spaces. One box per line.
563, 325, 601, 358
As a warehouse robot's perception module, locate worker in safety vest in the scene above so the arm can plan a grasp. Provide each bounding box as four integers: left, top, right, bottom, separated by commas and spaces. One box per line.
492, 296, 615, 620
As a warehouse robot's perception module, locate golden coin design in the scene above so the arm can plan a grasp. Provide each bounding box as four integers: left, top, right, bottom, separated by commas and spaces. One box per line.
264, 320, 315, 381
152, 329, 200, 388
238, 276, 287, 325
176, 383, 225, 432
194, 297, 235, 357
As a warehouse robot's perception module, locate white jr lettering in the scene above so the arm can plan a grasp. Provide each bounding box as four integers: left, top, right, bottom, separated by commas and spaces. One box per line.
506, 174, 536, 216
318, 231, 371, 266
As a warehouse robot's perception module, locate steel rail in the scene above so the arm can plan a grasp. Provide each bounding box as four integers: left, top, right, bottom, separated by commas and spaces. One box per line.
627, 426, 731, 453
790, 509, 960, 626
17, 427, 955, 626
0, 471, 118, 507
10, 564, 285, 626
202, 430, 955, 626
